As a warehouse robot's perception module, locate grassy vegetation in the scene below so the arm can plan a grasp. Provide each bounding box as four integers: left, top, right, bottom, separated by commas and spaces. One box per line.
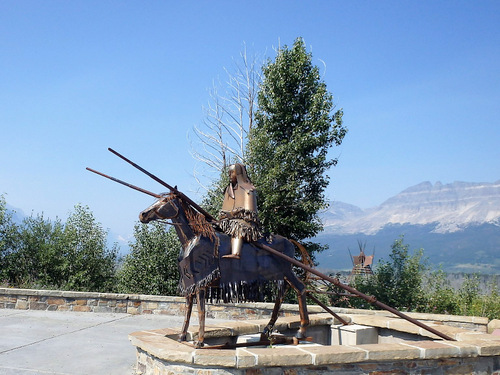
326, 237, 500, 320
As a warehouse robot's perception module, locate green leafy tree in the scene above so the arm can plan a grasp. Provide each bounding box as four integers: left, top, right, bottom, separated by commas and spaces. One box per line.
0, 195, 20, 283
457, 274, 481, 316
421, 268, 459, 315
9, 214, 66, 288
61, 204, 118, 292
352, 237, 428, 311
472, 277, 500, 320
1, 200, 118, 291
117, 222, 180, 296
247, 37, 346, 257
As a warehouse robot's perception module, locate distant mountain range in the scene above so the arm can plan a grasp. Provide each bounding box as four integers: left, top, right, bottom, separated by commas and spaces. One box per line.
316, 181, 500, 274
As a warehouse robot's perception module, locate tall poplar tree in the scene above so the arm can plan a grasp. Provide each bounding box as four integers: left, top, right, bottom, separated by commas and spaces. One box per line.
247, 38, 346, 257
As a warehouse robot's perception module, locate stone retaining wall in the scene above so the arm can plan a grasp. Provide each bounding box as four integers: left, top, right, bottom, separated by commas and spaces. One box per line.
4, 287, 500, 374
130, 314, 500, 375
0, 287, 495, 332
134, 347, 500, 375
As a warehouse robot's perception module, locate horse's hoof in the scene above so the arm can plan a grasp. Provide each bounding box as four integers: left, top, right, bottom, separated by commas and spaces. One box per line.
178, 334, 187, 342
194, 341, 204, 348
295, 331, 306, 339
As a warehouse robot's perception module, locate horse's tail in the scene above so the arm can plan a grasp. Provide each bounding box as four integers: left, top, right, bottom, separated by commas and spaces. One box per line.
290, 239, 317, 285
289, 239, 314, 269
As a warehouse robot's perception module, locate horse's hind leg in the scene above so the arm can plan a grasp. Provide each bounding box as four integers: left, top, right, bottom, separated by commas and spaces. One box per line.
261, 282, 287, 340
179, 294, 194, 342
286, 274, 309, 339
195, 288, 206, 348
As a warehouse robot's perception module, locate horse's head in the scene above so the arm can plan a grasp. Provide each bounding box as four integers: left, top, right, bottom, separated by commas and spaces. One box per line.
139, 194, 179, 223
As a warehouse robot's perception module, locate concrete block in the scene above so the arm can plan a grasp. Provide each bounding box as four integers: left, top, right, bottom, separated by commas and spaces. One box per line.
488, 319, 500, 334
331, 324, 378, 345
351, 314, 390, 328
441, 340, 478, 357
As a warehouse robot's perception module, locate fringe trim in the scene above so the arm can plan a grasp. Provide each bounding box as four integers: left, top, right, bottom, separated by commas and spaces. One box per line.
178, 268, 221, 296
218, 208, 263, 241
207, 279, 285, 303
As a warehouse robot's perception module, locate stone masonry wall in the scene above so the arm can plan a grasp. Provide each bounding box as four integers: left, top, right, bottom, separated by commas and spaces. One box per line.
134, 347, 500, 375
0, 287, 494, 332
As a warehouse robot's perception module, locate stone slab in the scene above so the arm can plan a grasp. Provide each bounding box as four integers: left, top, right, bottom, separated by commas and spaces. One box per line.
358, 342, 421, 361
244, 346, 313, 367
301, 344, 367, 365
401, 340, 461, 358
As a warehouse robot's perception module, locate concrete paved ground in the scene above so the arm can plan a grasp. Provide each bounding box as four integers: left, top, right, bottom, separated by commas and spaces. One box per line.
0, 309, 224, 375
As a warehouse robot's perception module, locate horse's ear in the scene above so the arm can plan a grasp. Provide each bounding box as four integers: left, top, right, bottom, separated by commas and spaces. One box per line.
175, 185, 178, 190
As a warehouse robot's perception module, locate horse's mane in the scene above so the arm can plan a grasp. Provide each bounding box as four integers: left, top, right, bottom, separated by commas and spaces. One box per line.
168, 194, 217, 241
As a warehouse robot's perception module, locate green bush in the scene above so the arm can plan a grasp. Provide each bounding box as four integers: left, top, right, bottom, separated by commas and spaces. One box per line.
420, 269, 460, 315
7, 214, 66, 288
117, 222, 180, 296
60, 204, 118, 292
329, 236, 500, 320
0, 197, 117, 292
349, 237, 428, 311
0, 195, 20, 283
459, 275, 500, 320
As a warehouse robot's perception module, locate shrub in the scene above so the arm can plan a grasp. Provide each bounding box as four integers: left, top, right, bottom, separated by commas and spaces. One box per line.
117, 222, 180, 296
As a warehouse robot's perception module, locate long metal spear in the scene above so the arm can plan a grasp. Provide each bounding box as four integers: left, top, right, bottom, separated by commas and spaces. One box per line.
107, 148, 216, 222
86, 167, 162, 199
253, 241, 455, 342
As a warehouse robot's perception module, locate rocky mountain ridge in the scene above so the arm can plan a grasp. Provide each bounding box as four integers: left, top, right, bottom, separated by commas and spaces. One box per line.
322, 180, 500, 235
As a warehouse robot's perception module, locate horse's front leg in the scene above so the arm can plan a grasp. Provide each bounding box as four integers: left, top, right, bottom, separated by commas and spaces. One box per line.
179, 293, 194, 342
195, 288, 206, 348
260, 283, 287, 341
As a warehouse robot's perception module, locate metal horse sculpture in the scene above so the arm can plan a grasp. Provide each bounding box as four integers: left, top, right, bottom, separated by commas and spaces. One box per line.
139, 193, 310, 347
88, 148, 455, 346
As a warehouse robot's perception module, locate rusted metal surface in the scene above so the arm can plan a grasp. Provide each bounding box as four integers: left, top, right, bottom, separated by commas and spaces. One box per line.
253, 242, 455, 342
140, 195, 310, 347
88, 150, 307, 347
196, 335, 312, 349
88, 148, 455, 345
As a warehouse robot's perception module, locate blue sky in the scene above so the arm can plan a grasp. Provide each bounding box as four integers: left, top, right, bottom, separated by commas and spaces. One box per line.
1, 1, 499, 249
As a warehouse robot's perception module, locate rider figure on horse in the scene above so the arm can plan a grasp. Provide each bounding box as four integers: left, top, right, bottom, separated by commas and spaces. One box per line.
218, 163, 263, 259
